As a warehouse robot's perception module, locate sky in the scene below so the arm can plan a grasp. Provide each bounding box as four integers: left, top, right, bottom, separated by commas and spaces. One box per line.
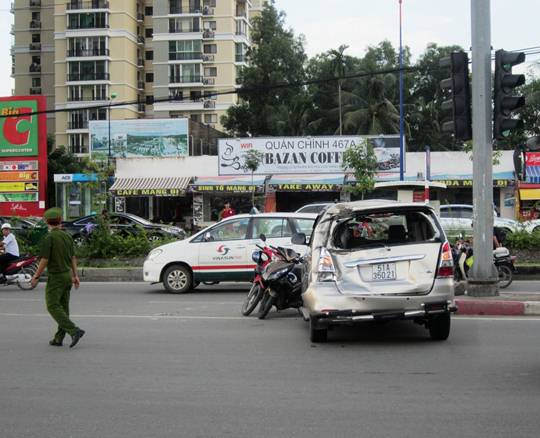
1, 0, 539, 97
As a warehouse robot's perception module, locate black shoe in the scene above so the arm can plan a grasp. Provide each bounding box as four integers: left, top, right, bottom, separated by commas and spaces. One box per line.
49, 339, 63, 346
69, 329, 85, 348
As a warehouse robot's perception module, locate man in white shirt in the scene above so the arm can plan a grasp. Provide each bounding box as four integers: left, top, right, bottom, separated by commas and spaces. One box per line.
0, 223, 20, 277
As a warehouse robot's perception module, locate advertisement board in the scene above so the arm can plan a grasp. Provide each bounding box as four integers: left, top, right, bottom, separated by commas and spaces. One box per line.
0, 96, 47, 217
218, 135, 402, 175
89, 118, 189, 159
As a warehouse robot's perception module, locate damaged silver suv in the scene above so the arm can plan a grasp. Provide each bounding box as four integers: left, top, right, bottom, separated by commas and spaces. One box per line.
293, 200, 456, 343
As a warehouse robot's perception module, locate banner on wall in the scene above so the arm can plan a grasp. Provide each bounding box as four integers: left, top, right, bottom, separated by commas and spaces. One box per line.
89, 118, 189, 159
218, 135, 403, 175
0, 96, 47, 217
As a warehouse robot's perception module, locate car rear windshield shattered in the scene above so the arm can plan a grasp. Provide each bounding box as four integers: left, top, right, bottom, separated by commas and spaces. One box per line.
332, 210, 440, 250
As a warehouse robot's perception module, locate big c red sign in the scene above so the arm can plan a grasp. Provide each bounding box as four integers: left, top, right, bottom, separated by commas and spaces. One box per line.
0, 96, 47, 217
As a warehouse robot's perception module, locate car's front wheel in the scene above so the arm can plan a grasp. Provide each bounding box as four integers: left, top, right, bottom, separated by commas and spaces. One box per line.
428, 312, 451, 341
163, 265, 192, 294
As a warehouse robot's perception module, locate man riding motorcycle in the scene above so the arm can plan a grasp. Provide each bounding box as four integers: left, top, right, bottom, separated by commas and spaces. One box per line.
0, 223, 20, 281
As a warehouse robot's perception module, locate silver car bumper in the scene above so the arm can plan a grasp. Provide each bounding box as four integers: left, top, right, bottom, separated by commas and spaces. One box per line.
303, 279, 456, 329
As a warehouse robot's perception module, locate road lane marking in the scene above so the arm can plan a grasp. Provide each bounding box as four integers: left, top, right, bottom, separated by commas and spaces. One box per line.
0, 298, 42, 302
0, 313, 245, 320
147, 301, 241, 305
1, 312, 540, 322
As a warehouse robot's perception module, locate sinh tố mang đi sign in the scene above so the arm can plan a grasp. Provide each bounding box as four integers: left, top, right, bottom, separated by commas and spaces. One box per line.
218, 135, 403, 175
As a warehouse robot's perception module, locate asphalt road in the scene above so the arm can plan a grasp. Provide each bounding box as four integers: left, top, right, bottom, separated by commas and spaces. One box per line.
1, 282, 540, 438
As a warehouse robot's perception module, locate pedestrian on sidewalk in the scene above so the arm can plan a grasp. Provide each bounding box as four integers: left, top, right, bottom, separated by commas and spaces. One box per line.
31, 208, 85, 348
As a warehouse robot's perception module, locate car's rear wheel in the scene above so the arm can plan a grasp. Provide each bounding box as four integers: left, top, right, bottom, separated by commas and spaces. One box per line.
428, 312, 451, 341
163, 265, 192, 294
309, 319, 328, 343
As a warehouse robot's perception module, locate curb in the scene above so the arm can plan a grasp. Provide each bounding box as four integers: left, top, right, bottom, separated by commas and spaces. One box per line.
79, 267, 143, 282
455, 299, 540, 316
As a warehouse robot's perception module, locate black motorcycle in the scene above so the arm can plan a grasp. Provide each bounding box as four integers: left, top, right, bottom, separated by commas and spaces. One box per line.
257, 246, 304, 320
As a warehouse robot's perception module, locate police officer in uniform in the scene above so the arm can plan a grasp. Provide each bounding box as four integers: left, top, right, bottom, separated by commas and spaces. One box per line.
31, 208, 85, 348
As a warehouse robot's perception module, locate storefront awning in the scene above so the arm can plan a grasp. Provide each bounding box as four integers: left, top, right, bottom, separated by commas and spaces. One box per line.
110, 177, 192, 196
189, 175, 266, 193
268, 174, 344, 192
519, 188, 540, 201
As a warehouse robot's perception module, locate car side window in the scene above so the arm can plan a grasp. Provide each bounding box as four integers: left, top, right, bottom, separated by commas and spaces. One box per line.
460, 209, 473, 219
205, 218, 250, 241
251, 218, 292, 239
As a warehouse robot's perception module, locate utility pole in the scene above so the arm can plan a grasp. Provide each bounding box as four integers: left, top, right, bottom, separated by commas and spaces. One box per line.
468, 0, 499, 296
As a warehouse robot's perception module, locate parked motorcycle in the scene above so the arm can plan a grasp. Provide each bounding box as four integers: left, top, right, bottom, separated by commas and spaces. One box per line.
241, 234, 279, 316
257, 246, 304, 320
0, 255, 39, 290
452, 240, 516, 289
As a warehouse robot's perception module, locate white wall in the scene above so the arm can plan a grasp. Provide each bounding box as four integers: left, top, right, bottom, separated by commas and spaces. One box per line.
115, 156, 219, 178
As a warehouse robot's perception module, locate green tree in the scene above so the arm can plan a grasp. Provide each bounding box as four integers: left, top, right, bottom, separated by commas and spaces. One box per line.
406, 43, 464, 151
342, 142, 378, 199
221, 1, 309, 136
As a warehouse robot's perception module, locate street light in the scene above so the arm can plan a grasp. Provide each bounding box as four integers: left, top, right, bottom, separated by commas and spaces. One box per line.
107, 91, 118, 165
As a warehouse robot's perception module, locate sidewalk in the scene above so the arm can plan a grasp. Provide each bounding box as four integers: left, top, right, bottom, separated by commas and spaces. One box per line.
456, 291, 540, 316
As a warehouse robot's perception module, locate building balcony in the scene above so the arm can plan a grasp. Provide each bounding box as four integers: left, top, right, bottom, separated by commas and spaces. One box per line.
169, 52, 203, 61
68, 95, 107, 102
203, 77, 215, 85
137, 36, 145, 44
169, 25, 201, 33
203, 99, 216, 109
67, 72, 110, 81
29, 42, 42, 51
66, 0, 109, 10
203, 30, 215, 39
202, 54, 214, 62
203, 6, 214, 15
67, 120, 89, 130
137, 58, 144, 67
29, 87, 41, 95
235, 54, 246, 63
138, 80, 145, 89
30, 20, 41, 29
137, 12, 144, 21
29, 63, 41, 73
138, 103, 146, 112
67, 48, 110, 57
169, 5, 203, 14
67, 22, 109, 30
30, 0, 41, 7
158, 100, 205, 112
169, 75, 203, 85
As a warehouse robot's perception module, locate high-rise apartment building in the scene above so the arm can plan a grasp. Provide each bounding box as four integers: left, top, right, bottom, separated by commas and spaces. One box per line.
11, 0, 264, 155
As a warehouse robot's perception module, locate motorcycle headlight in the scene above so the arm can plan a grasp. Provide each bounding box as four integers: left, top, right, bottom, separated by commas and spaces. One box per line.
147, 248, 163, 261
266, 267, 290, 282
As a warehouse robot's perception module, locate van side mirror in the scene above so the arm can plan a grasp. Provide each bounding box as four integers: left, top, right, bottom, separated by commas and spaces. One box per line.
291, 233, 307, 246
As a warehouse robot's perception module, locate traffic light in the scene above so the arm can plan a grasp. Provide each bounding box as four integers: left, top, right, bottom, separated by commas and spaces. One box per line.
494, 49, 525, 139
440, 52, 472, 141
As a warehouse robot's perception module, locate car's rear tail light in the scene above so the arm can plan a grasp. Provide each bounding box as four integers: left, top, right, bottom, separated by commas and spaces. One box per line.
437, 241, 454, 278
317, 247, 336, 282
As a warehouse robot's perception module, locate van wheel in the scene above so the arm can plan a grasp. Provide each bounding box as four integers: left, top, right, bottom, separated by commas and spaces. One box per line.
163, 265, 192, 294
310, 320, 328, 343
428, 312, 451, 341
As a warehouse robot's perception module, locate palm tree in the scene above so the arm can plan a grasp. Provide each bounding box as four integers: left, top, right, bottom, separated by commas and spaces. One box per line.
329, 45, 349, 135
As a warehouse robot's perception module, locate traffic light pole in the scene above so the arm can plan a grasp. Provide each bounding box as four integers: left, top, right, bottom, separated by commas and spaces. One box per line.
468, 0, 499, 296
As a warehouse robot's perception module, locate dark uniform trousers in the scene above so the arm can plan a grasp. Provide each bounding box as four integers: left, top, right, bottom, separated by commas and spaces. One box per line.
45, 272, 78, 340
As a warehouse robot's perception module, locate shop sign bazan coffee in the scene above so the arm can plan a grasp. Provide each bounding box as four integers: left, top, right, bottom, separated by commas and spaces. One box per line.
218, 136, 402, 175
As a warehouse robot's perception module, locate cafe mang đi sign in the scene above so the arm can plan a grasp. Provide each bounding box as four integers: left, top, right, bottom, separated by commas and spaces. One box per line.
218, 135, 402, 176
